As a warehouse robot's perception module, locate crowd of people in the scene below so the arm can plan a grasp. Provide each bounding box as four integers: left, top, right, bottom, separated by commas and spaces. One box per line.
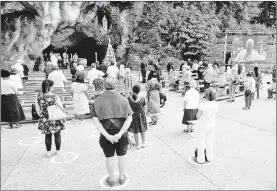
1, 53, 276, 188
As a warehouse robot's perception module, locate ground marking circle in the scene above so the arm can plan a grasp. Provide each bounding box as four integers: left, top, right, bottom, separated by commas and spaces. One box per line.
18, 137, 42, 146
50, 152, 79, 164
188, 156, 212, 166
100, 173, 130, 189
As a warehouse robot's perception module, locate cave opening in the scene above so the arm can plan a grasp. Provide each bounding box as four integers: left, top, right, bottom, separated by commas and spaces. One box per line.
43, 35, 107, 67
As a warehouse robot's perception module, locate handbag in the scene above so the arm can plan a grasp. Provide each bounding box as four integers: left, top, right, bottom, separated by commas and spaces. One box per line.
48, 104, 67, 121
31, 104, 40, 120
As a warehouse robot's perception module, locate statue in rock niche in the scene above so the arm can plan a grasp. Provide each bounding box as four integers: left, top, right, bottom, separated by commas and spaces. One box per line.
102, 16, 108, 31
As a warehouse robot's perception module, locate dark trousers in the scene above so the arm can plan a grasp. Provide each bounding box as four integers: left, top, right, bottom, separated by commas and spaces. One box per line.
245, 93, 253, 108
45, 130, 61, 151
204, 81, 210, 89
141, 70, 146, 83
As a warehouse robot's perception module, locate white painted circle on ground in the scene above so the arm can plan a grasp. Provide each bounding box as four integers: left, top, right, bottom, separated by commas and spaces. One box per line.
18, 137, 42, 146
50, 152, 78, 164
100, 173, 130, 189
188, 156, 212, 166
91, 131, 100, 138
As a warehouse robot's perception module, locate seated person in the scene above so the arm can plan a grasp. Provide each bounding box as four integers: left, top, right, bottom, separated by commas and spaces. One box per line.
268, 79, 276, 99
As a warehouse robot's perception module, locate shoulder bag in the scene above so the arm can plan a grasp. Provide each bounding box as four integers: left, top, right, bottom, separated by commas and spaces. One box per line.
48, 97, 66, 121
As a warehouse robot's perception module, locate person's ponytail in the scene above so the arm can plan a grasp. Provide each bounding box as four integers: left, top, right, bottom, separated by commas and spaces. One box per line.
42, 80, 49, 94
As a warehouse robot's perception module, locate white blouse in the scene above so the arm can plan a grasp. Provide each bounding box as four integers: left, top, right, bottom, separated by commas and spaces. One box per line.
1, 79, 18, 95
9, 74, 23, 89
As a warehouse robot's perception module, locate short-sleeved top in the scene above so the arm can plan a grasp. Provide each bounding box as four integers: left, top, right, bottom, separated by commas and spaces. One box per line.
88, 69, 104, 85
198, 100, 218, 129
184, 88, 200, 109
107, 65, 119, 79
48, 70, 67, 87
9, 74, 23, 89
91, 90, 133, 130
71, 82, 88, 94
1, 79, 17, 95
203, 69, 214, 83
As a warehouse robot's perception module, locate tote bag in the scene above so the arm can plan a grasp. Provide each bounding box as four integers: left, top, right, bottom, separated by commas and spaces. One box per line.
48, 104, 67, 121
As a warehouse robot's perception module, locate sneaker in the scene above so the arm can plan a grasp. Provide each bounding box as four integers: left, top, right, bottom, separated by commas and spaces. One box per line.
119, 174, 127, 185
141, 143, 148, 148
242, 107, 248, 110
105, 177, 115, 187
55, 151, 60, 155
45, 152, 51, 157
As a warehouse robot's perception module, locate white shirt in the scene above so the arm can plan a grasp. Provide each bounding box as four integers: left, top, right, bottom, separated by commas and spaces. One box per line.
48, 70, 67, 87
50, 55, 58, 67
197, 100, 218, 129
192, 63, 199, 71
184, 88, 200, 109
107, 65, 119, 79
87, 69, 104, 86
1, 79, 18, 95
12, 64, 24, 77
9, 74, 23, 89
71, 82, 88, 94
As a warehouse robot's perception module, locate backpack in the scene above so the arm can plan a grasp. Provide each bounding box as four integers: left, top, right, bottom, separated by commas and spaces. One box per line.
31, 104, 40, 120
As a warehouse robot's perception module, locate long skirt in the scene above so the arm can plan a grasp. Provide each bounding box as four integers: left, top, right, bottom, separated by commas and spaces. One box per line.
1, 94, 26, 122
182, 109, 198, 125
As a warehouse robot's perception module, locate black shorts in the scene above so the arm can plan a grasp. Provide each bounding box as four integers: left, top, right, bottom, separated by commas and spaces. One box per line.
99, 129, 128, 158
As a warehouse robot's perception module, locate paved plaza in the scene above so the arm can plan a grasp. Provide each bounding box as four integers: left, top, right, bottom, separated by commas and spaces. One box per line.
1, 78, 276, 190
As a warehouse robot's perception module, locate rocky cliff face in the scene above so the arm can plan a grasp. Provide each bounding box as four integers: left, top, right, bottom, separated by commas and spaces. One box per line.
1, 1, 143, 69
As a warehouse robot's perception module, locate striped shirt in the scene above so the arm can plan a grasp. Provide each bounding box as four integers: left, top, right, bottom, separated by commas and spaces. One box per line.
125, 75, 135, 90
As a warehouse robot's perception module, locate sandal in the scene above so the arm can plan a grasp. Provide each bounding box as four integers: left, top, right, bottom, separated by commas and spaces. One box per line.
105, 177, 115, 187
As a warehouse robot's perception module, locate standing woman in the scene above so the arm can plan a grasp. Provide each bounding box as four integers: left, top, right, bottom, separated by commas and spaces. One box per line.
253, 66, 262, 99
1, 69, 26, 129
228, 67, 239, 103
117, 64, 126, 85
70, 75, 90, 123
146, 72, 161, 126
128, 85, 148, 149
35, 80, 65, 157
182, 80, 200, 133
125, 68, 135, 97
203, 64, 214, 90
192, 88, 218, 164
168, 65, 175, 91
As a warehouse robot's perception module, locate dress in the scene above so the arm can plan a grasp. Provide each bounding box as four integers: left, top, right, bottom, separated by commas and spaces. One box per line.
128, 96, 148, 134
37, 93, 65, 134
146, 80, 161, 115
71, 82, 90, 115
93, 78, 104, 91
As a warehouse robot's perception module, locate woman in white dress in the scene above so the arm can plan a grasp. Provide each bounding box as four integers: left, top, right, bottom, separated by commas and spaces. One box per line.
70, 74, 90, 123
